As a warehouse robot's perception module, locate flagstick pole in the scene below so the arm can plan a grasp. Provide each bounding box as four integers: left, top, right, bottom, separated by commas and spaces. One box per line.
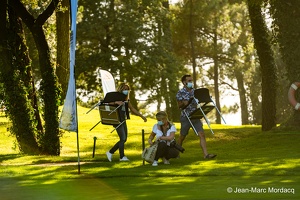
74, 57, 80, 174
76, 131, 80, 174
71, 0, 80, 174
75, 97, 80, 174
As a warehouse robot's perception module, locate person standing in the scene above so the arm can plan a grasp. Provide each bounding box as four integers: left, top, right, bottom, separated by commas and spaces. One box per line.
176, 75, 216, 159
106, 83, 147, 162
148, 111, 179, 166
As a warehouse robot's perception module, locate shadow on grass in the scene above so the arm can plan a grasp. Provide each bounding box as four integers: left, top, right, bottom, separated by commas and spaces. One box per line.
1, 161, 298, 199
0, 154, 22, 163
0, 126, 299, 199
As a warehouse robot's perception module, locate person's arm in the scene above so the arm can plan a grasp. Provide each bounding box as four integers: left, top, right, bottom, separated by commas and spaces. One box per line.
128, 102, 147, 122
159, 132, 175, 141
177, 97, 193, 110
148, 132, 156, 145
177, 100, 189, 109
177, 90, 191, 109
108, 101, 123, 106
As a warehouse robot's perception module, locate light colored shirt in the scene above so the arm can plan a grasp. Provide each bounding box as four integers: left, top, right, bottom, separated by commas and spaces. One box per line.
152, 123, 176, 146
176, 87, 197, 117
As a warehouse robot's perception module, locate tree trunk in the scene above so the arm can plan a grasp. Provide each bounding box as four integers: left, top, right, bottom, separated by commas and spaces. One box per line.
234, 69, 249, 124
10, 0, 61, 155
213, 18, 221, 124
0, 2, 40, 154
249, 65, 262, 124
247, 0, 277, 131
162, 0, 180, 121
56, 0, 70, 100
189, 0, 197, 87
34, 25, 61, 155
270, 0, 300, 128
169, 79, 180, 122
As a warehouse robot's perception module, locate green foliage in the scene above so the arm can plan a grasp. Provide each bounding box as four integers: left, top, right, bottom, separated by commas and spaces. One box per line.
0, 6, 40, 154
269, 0, 300, 127
269, 0, 300, 83
247, 0, 277, 130
172, 0, 264, 125
76, 0, 183, 119
39, 74, 61, 155
2, 0, 63, 155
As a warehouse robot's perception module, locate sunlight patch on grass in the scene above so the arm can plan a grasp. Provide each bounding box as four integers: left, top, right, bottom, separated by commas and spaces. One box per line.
280, 179, 296, 183
0, 106, 299, 199
19, 179, 59, 186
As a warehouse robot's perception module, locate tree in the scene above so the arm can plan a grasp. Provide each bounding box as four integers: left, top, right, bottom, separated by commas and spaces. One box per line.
0, 1, 40, 154
172, 0, 248, 124
5, 0, 62, 155
270, 0, 300, 128
56, 0, 70, 99
224, 2, 258, 125
247, 0, 277, 131
76, 0, 182, 119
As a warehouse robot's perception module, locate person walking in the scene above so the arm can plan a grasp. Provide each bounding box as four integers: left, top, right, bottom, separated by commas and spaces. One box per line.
176, 75, 216, 159
106, 83, 147, 162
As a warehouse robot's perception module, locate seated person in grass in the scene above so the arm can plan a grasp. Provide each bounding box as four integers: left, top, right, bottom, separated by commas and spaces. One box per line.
148, 111, 179, 166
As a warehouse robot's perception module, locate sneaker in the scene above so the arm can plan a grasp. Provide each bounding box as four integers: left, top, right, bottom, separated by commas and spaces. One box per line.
204, 154, 217, 159
152, 160, 158, 166
163, 158, 170, 164
120, 156, 130, 161
106, 151, 113, 162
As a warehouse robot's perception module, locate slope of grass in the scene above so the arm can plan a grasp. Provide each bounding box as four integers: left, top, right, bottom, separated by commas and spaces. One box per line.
0, 106, 299, 199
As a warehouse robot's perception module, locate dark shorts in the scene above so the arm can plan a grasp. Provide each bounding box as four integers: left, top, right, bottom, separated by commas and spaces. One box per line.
180, 115, 204, 136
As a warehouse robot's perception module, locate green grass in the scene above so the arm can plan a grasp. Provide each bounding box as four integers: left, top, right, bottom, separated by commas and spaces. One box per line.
0, 106, 299, 199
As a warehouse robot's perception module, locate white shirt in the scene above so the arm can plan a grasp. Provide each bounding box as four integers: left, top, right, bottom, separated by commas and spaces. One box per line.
152, 123, 176, 145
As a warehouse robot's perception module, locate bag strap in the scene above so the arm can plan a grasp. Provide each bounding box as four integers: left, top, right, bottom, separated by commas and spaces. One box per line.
160, 122, 171, 136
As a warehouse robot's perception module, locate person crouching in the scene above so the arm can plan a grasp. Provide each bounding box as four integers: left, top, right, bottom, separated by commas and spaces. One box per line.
148, 111, 179, 166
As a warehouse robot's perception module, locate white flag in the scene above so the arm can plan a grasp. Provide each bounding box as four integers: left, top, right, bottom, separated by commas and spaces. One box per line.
99, 69, 116, 96
59, 0, 78, 132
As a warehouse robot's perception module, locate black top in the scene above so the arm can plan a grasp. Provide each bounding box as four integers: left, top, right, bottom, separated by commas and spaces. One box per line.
101, 92, 127, 103
101, 92, 130, 120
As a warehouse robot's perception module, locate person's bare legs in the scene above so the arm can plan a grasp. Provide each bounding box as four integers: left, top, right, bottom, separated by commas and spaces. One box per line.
199, 131, 217, 158
177, 134, 186, 158
198, 131, 208, 157
177, 134, 186, 146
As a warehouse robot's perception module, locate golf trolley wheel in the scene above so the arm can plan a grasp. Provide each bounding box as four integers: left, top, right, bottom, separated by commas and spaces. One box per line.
288, 82, 300, 111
